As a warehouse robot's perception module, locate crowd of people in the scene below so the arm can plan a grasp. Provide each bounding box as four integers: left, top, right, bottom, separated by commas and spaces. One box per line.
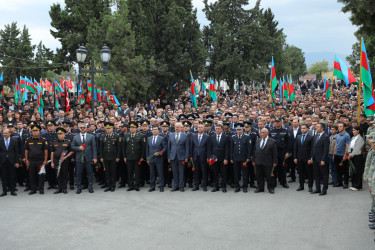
0, 80, 374, 213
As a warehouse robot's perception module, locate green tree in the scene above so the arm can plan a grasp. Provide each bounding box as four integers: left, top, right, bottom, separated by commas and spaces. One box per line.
307, 60, 328, 80
34, 41, 55, 79
281, 45, 307, 78
49, 0, 111, 70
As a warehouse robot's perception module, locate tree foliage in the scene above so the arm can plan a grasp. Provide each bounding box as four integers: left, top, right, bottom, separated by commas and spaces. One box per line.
307, 60, 328, 80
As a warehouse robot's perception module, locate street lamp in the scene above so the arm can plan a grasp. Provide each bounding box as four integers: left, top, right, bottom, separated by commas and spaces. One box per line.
76, 45, 111, 113
264, 62, 272, 86
205, 57, 211, 89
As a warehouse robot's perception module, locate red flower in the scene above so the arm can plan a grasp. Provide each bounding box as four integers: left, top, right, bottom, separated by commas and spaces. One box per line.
138, 161, 141, 165
187, 163, 191, 168
363, 180, 365, 183
96, 169, 99, 173
82, 144, 86, 148
283, 163, 286, 167
182, 161, 185, 166
159, 151, 163, 156
192, 167, 195, 172
339, 163, 343, 167
103, 168, 106, 172
271, 174, 274, 177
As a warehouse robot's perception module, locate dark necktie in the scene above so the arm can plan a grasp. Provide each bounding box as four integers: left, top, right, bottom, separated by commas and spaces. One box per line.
82, 134, 85, 144
301, 134, 306, 145
153, 136, 156, 146
261, 139, 265, 149
198, 135, 202, 145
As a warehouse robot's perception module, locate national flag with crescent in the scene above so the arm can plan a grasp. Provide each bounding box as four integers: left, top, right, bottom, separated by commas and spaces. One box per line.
361, 38, 375, 115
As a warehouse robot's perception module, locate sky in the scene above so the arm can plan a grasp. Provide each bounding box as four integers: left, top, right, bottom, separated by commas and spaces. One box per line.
0, 0, 358, 57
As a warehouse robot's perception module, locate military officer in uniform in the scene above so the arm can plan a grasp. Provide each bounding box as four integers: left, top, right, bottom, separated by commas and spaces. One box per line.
43, 121, 58, 190
223, 121, 235, 187
230, 123, 251, 193
62, 121, 76, 190
51, 128, 74, 194
100, 122, 121, 192
269, 117, 290, 188
139, 119, 152, 187
183, 120, 194, 188
243, 120, 259, 188
24, 124, 49, 195
118, 123, 128, 188
122, 121, 146, 191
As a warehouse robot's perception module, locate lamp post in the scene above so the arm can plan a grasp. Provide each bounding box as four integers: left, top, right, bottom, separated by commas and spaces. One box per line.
264, 62, 272, 86
76, 45, 111, 113
205, 57, 211, 90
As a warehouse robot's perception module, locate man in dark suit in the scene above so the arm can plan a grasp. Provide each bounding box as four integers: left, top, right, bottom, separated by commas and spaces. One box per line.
190, 123, 209, 191
0, 128, 19, 196
294, 124, 314, 192
253, 128, 278, 194
146, 126, 167, 192
311, 123, 330, 195
71, 123, 98, 194
287, 119, 301, 183
208, 124, 230, 193
230, 123, 251, 193
168, 122, 189, 192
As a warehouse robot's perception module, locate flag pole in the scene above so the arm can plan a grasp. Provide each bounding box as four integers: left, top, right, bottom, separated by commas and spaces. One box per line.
358, 37, 363, 123
331, 55, 334, 100
268, 64, 272, 103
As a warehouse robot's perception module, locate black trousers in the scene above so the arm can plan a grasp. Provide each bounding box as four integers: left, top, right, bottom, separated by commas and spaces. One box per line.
248, 160, 256, 185
104, 159, 117, 187
297, 160, 314, 188
351, 154, 364, 189
163, 157, 172, 186
45, 160, 57, 187
255, 164, 273, 191
29, 160, 44, 191
213, 160, 227, 188
313, 160, 329, 191
193, 156, 207, 188
68, 158, 75, 187
16, 162, 25, 186
288, 158, 296, 180
234, 161, 248, 188
54, 159, 69, 189
1, 159, 16, 192
127, 160, 141, 188
334, 155, 349, 185
117, 159, 127, 185
275, 154, 287, 185
227, 161, 234, 185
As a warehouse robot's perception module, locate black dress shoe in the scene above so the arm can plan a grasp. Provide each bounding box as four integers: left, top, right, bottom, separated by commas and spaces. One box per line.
243, 188, 248, 193
63, 189, 68, 194
0, 192, 7, 197
170, 187, 179, 192
29, 190, 36, 195
127, 187, 134, 191
343, 184, 348, 189
296, 186, 304, 191
254, 188, 264, 193
288, 179, 296, 183
203, 187, 207, 192
311, 189, 321, 194
180, 187, 185, 192
10, 191, 17, 196
89, 188, 94, 193
333, 183, 343, 187
160, 187, 164, 192
308, 187, 313, 193
235, 187, 240, 193
192, 187, 199, 191
70, 186, 74, 190
369, 224, 375, 229
269, 189, 274, 194
148, 187, 155, 192
135, 187, 140, 191
54, 189, 62, 194
24, 187, 31, 192
100, 185, 107, 189
211, 187, 219, 192
111, 187, 115, 192
118, 183, 125, 188
329, 181, 334, 185
168, 184, 172, 188
249, 184, 257, 188
39, 190, 44, 194
76, 189, 82, 194
222, 187, 227, 193
319, 190, 327, 196
104, 187, 111, 192
282, 183, 289, 188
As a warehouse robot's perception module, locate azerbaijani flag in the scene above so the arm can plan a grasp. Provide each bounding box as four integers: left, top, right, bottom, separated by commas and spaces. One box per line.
334, 55, 357, 86
202, 79, 206, 93
15, 78, 20, 104
209, 78, 217, 101
190, 70, 198, 108
279, 77, 283, 101
270, 57, 277, 103
289, 75, 295, 101
323, 73, 331, 101
20, 76, 37, 93
37, 81, 44, 117
283, 75, 289, 100
360, 38, 375, 115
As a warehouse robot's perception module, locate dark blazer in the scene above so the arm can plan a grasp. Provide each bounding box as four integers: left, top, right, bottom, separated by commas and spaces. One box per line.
230, 134, 251, 162
168, 132, 189, 161
288, 128, 302, 153
146, 135, 166, 163
71, 133, 98, 162
294, 133, 313, 162
207, 133, 229, 161
190, 133, 210, 161
0, 137, 20, 165
311, 133, 329, 163
253, 137, 278, 166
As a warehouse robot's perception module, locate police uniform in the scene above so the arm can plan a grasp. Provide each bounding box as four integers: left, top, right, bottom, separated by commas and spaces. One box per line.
183, 121, 194, 188
43, 121, 58, 189
269, 118, 290, 188
100, 122, 121, 192
230, 123, 251, 192
51, 128, 72, 193
161, 121, 172, 188
25, 125, 49, 194
122, 121, 146, 191
243, 121, 259, 188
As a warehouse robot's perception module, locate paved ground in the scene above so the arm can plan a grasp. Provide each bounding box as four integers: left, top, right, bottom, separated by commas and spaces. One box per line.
0, 181, 374, 250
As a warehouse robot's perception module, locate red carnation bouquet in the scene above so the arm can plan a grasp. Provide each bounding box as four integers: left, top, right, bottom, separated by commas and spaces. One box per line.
81, 144, 86, 164
271, 165, 276, 177
283, 153, 291, 167
242, 160, 248, 167
339, 155, 349, 167
147, 151, 163, 161
208, 155, 217, 166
